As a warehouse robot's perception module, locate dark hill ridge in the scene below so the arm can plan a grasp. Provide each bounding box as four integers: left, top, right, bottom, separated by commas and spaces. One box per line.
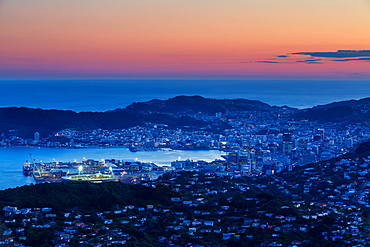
311, 98, 370, 109
124, 95, 273, 114
293, 97, 370, 123
0, 107, 210, 138
0, 96, 275, 138
0, 107, 145, 138
1, 96, 370, 138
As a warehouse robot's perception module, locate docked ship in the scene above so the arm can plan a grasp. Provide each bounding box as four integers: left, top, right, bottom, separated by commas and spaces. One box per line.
22, 161, 33, 176
23, 157, 119, 183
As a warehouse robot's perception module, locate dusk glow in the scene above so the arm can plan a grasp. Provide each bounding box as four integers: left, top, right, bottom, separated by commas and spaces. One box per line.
1, 0, 370, 79
2, 3, 370, 244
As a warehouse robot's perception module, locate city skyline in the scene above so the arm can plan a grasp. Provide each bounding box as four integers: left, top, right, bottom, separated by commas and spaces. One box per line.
1, 0, 370, 80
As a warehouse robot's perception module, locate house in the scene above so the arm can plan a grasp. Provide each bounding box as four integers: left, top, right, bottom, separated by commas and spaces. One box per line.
183, 201, 192, 205
188, 227, 197, 232
223, 233, 235, 240
104, 219, 113, 224
2, 206, 17, 213
3, 229, 12, 235
42, 207, 52, 212
204, 221, 214, 226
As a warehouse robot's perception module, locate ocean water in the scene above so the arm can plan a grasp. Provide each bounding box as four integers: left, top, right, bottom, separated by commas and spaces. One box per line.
0, 79, 369, 112
0, 147, 224, 190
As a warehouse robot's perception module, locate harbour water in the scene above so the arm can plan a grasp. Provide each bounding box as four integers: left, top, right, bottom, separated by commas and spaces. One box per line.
0, 147, 224, 190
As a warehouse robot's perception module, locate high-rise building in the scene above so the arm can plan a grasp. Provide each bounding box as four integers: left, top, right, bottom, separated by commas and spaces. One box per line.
317, 128, 324, 139
282, 142, 293, 154
282, 133, 292, 142
34, 132, 40, 143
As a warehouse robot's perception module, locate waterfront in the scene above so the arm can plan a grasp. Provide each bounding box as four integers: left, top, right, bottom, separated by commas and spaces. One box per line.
0, 147, 224, 190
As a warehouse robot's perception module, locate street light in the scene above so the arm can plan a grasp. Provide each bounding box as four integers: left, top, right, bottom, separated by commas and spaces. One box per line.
78, 165, 83, 175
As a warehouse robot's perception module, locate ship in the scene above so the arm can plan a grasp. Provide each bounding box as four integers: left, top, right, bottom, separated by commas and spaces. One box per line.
62, 172, 117, 183
22, 161, 33, 176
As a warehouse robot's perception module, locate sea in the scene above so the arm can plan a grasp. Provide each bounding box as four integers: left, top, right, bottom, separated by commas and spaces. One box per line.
0, 79, 369, 112
0, 79, 369, 190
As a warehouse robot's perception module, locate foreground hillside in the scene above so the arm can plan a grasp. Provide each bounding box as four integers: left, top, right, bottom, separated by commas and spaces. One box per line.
0, 182, 178, 212
2, 148, 370, 247
0, 179, 332, 246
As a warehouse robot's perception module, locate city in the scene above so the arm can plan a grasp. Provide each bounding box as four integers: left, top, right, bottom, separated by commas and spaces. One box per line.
2, 103, 369, 177
0, 99, 370, 246
2, 0, 370, 246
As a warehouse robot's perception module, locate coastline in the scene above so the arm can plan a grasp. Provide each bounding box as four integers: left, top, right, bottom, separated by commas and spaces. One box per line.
0, 147, 225, 190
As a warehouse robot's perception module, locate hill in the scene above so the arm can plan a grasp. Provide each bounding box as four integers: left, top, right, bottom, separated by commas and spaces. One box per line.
1, 96, 370, 138
0, 182, 178, 212
123, 95, 273, 114
0, 96, 274, 138
292, 97, 370, 123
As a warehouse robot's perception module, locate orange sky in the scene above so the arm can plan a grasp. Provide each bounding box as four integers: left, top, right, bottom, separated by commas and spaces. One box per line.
1, 0, 370, 79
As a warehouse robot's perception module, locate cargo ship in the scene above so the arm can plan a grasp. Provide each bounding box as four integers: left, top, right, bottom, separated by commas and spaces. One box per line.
22, 161, 33, 176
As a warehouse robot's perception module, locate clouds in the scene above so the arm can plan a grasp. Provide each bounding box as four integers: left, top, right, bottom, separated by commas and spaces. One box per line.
292, 50, 370, 58
333, 57, 370, 62
255, 61, 279, 64
255, 49, 370, 64
296, 59, 322, 64
290, 49, 370, 63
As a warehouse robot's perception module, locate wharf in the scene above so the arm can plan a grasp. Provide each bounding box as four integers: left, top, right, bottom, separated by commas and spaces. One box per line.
29, 158, 166, 184
31, 160, 115, 183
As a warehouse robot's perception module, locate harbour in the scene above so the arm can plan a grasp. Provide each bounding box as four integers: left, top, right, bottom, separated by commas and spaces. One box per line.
0, 147, 224, 190
27, 157, 168, 184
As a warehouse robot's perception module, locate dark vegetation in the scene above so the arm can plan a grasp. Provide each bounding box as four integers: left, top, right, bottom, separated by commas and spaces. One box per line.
355, 140, 370, 155
0, 182, 179, 212
293, 97, 370, 123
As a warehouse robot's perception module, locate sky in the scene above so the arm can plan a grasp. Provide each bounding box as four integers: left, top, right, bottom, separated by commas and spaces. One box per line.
1, 0, 370, 80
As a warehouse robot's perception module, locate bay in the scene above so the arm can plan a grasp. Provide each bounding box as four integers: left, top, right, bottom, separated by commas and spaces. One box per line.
0, 147, 224, 190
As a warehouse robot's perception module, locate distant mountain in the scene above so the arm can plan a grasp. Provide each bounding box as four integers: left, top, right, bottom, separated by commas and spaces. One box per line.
0, 106, 212, 138
0, 107, 144, 138
292, 97, 370, 123
311, 98, 370, 109
1, 96, 370, 138
122, 95, 274, 114
0, 96, 276, 138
